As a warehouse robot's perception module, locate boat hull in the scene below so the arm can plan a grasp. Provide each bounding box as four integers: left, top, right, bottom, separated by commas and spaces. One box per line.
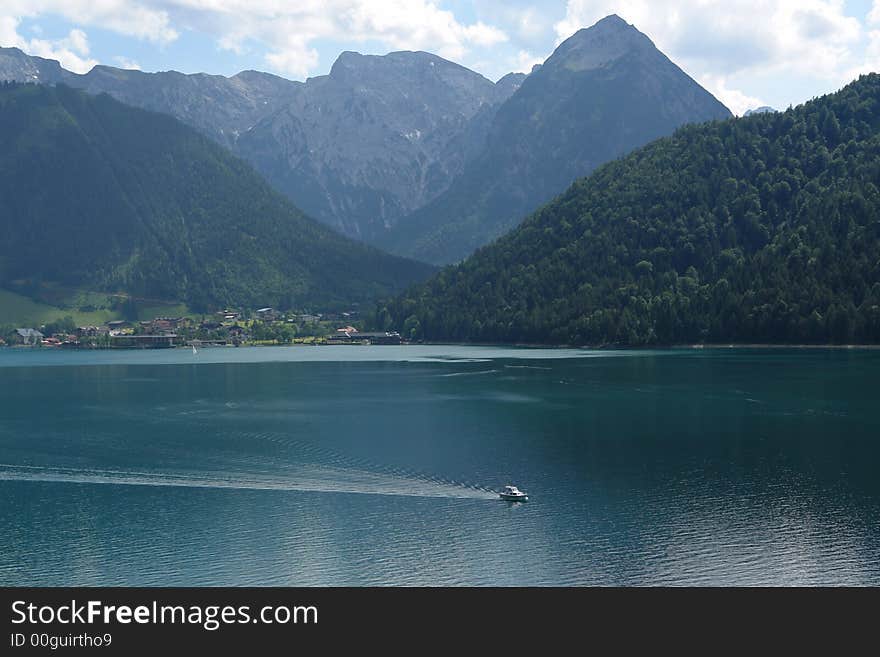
499, 493, 528, 501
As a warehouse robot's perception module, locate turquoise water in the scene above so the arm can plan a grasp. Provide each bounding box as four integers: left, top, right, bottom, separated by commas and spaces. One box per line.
1, 346, 878, 585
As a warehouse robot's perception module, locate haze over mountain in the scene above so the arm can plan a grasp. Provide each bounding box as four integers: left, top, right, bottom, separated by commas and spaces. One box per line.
381, 15, 733, 265
744, 106, 778, 116
0, 83, 432, 311
382, 75, 880, 345
0, 45, 523, 242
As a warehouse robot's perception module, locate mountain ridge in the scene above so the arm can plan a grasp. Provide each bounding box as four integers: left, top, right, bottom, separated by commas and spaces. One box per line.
1, 16, 732, 262
0, 82, 433, 311
0, 46, 301, 148
380, 15, 732, 265
0, 45, 523, 242
235, 48, 520, 240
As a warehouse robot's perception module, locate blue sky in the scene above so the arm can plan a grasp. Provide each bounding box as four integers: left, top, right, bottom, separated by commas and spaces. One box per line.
2, 1, 880, 114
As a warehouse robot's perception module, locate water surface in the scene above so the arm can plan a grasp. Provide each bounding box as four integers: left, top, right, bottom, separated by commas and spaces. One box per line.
1, 346, 877, 585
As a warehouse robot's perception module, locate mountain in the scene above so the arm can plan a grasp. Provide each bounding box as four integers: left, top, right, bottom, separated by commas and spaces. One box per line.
0, 47, 522, 241
0, 47, 299, 150
0, 47, 69, 84
380, 75, 880, 346
744, 106, 777, 116
380, 15, 732, 265
0, 82, 432, 311
234, 51, 521, 240
492, 71, 528, 101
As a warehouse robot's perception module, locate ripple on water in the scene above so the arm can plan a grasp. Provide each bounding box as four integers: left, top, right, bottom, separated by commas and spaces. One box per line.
1, 347, 879, 585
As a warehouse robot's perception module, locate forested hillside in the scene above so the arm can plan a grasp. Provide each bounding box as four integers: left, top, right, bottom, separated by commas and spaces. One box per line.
0, 83, 432, 311
382, 75, 880, 345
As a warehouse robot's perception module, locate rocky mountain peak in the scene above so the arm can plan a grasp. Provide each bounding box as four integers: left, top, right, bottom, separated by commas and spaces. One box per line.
494, 72, 527, 101
0, 47, 69, 83
326, 49, 491, 91
548, 14, 655, 72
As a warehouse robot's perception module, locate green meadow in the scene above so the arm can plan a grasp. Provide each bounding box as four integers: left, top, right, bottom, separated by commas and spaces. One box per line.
0, 288, 192, 328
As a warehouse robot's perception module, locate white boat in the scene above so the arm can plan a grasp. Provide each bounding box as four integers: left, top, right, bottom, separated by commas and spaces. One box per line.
499, 485, 528, 501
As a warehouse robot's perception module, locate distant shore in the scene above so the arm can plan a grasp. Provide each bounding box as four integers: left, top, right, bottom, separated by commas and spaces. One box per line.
3, 341, 880, 352
417, 341, 880, 350
678, 343, 880, 350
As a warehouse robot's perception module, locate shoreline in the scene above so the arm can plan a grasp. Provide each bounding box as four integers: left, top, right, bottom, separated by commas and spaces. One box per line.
417, 341, 880, 350
676, 343, 880, 350
3, 341, 880, 352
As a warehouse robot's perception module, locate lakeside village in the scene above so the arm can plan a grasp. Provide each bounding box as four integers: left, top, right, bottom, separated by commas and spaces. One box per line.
0, 307, 402, 349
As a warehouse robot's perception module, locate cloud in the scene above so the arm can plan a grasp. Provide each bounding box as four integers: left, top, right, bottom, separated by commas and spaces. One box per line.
3, 0, 872, 102
249, 0, 509, 76
512, 49, 544, 74
0, 1, 177, 44
698, 74, 767, 116
142, 0, 507, 79
848, 2, 880, 79
0, 16, 20, 46
113, 56, 142, 71
265, 47, 320, 80
474, 1, 555, 47
870, 1, 880, 25
66, 28, 88, 56
555, 1, 865, 87
0, 1, 510, 79
1, 17, 98, 73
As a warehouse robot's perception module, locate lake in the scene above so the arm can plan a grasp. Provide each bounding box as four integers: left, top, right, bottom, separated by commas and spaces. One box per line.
1, 345, 878, 586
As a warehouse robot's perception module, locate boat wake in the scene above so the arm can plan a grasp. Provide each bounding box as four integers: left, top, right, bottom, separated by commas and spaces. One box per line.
0, 463, 498, 501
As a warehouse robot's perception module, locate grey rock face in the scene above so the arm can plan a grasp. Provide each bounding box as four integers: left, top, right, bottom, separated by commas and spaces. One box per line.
1, 15, 731, 263
0, 48, 298, 150
0, 46, 520, 241
235, 51, 514, 240
381, 14, 733, 265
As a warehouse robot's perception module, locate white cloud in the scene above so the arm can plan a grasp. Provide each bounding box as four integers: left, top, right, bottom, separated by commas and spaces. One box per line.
1, 1, 176, 73
462, 22, 508, 47
0, 1, 177, 44
157, 0, 508, 78
698, 74, 767, 116
512, 49, 544, 74
66, 28, 89, 56
869, 1, 880, 25
515, 7, 553, 43
0, 1, 510, 79
1, 17, 98, 73
555, 1, 866, 99
113, 56, 142, 70
265, 47, 320, 80
844, 3, 880, 80
3, 0, 873, 101
475, 2, 554, 46
0, 16, 21, 46
269, 0, 508, 75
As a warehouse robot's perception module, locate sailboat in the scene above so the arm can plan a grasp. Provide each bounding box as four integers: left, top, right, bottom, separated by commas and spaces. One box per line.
192, 344, 198, 355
